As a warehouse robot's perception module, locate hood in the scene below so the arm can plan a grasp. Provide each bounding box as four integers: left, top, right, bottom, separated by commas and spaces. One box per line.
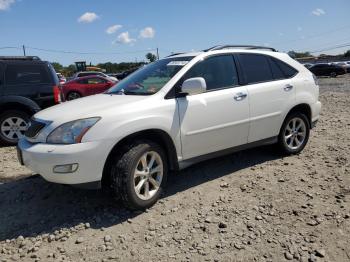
35, 94, 148, 123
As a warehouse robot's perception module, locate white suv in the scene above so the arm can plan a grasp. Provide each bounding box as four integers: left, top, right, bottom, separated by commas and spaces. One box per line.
18, 45, 322, 210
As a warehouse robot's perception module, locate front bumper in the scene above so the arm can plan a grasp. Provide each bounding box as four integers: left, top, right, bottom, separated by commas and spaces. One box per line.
17, 138, 113, 186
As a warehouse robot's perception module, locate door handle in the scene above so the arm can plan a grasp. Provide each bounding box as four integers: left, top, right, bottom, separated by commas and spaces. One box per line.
234, 92, 247, 101
284, 84, 293, 91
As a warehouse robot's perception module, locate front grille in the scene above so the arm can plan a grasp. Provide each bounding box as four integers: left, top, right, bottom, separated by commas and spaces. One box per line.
25, 120, 46, 138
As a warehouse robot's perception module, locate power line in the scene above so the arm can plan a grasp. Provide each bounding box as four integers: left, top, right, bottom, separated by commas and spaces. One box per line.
0, 46, 21, 50
308, 42, 350, 54
26, 46, 157, 55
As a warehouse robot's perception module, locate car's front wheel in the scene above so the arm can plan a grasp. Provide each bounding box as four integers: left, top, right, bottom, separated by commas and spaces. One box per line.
0, 110, 30, 145
110, 140, 168, 210
278, 112, 310, 154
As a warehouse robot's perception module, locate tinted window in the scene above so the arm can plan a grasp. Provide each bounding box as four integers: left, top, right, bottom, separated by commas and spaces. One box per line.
239, 54, 273, 84
183, 55, 238, 90
87, 78, 105, 84
268, 58, 285, 80
272, 58, 298, 78
5, 64, 50, 85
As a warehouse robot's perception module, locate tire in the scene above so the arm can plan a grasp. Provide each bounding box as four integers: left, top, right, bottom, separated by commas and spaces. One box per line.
110, 140, 168, 210
277, 112, 310, 155
0, 110, 30, 145
66, 91, 81, 101
330, 72, 337, 78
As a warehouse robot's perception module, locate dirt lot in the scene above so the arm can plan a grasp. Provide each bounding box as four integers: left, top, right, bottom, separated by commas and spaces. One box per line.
0, 76, 349, 262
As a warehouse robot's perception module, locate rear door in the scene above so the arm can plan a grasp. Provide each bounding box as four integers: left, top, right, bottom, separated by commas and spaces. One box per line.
86, 77, 110, 95
237, 53, 297, 142
177, 55, 250, 160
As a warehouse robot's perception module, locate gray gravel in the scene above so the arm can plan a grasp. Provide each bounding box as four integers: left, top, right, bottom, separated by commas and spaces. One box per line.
0, 75, 349, 261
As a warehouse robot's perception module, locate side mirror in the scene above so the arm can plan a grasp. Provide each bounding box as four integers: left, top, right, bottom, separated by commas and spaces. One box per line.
181, 77, 206, 96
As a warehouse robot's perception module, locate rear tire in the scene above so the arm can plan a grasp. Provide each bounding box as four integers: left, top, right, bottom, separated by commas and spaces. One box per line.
66, 91, 81, 101
277, 112, 310, 155
330, 72, 337, 78
110, 140, 168, 210
0, 110, 30, 145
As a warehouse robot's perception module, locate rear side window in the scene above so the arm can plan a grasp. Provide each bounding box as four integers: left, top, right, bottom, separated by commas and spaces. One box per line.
239, 54, 273, 84
183, 55, 239, 91
271, 58, 298, 78
5, 64, 50, 85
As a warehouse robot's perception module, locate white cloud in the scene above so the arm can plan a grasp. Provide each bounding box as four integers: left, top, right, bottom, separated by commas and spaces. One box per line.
312, 8, 325, 16
0, 0, 15, 11
114, 32, 136, 44
139, 27, 155, 39
106, 24, 122, 34
78, 12, 99, 23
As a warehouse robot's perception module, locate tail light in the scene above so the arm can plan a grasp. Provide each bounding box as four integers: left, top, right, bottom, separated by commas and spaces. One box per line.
53, 85, 62, 103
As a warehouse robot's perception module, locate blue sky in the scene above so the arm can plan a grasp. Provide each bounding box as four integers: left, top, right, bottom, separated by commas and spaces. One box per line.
1, 0, 350, 65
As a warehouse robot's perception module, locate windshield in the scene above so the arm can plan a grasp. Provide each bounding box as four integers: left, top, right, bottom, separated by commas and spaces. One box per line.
107, 56, 194, 95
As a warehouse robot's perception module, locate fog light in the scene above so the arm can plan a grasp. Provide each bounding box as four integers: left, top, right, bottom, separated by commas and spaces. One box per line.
53, 163, 78, 174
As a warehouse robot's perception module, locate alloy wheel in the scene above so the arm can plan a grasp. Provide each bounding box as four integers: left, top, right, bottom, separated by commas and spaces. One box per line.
133, 151, 163, 201
0, 117, 28, 140
284, 117, 306, 150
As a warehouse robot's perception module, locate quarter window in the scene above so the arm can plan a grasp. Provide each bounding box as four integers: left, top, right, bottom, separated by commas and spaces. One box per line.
183, 55, 239, 91
271, 58, 298, 78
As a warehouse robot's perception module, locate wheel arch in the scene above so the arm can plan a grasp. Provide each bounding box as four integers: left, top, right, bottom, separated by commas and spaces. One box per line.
283, 103, 312, 129
101, 128, 179, 187
0, 101, 39, 117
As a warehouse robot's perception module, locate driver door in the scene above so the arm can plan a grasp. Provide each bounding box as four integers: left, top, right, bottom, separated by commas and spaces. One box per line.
177, 55, 250, 160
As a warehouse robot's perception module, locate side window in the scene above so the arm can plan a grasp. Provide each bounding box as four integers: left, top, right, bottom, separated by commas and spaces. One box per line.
239, 54, 273, 84
5, 64, 50, 85
268, 58, 285, 80
272, 58, 298, 78
87, 78, 104, 84
183, 55, 238, 91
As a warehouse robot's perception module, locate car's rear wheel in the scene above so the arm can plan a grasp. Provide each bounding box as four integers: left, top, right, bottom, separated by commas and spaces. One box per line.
0, 110, 30, 145
278, 112, 310, 154
66, 91, 81, 101
110, 140, 168, 210
330, 72, 337, 78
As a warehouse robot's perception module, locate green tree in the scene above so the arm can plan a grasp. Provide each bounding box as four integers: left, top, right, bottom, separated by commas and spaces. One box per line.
288, 51, 313, 59
344, 50, 350, 57
51, 62, 63, 72
146, 52, 157, 62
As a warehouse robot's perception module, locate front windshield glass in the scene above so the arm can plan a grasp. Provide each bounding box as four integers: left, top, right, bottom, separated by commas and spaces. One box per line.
107, 56, 194, 95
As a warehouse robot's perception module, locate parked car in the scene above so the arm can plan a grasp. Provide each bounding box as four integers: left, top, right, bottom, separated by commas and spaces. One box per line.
115, 68, 140, 80
332, 62, 350, 73
303, 63, 313, 69
18, 45, 321, 210
57, 73, 66, 84
73, 71, 118, 82
61, 75, 116, 101
0, 56, 59, 145
309, 63, 346, 77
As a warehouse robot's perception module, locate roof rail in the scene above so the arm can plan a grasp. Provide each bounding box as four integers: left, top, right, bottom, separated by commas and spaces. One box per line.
166, 52, 185, 57
0, 56, 41, 61
204, 45, 277, 52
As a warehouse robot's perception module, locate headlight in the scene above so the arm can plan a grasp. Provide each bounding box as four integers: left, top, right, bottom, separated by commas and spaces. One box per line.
47, 117, 100, 144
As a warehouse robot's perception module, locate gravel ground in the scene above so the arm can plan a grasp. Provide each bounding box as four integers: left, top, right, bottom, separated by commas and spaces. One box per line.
0, 75, 349, 262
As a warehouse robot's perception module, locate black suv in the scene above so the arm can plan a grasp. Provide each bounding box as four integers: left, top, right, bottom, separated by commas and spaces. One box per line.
0, 56, 59, 145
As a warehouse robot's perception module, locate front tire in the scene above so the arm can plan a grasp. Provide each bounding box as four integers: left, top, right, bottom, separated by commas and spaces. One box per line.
0, 110, 30, 145
278, 112, 310, 155
110, 140, 168, 210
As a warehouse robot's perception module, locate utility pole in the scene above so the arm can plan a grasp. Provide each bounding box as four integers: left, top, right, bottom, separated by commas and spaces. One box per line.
156, 48, 159, 60
22, 45, 26, 56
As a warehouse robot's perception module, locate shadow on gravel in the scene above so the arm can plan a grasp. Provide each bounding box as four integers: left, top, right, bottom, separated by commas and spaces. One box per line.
0, 145, 280, 241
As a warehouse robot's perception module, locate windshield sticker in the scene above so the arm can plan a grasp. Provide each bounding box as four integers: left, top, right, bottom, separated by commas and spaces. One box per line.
167, 61, 189, 66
